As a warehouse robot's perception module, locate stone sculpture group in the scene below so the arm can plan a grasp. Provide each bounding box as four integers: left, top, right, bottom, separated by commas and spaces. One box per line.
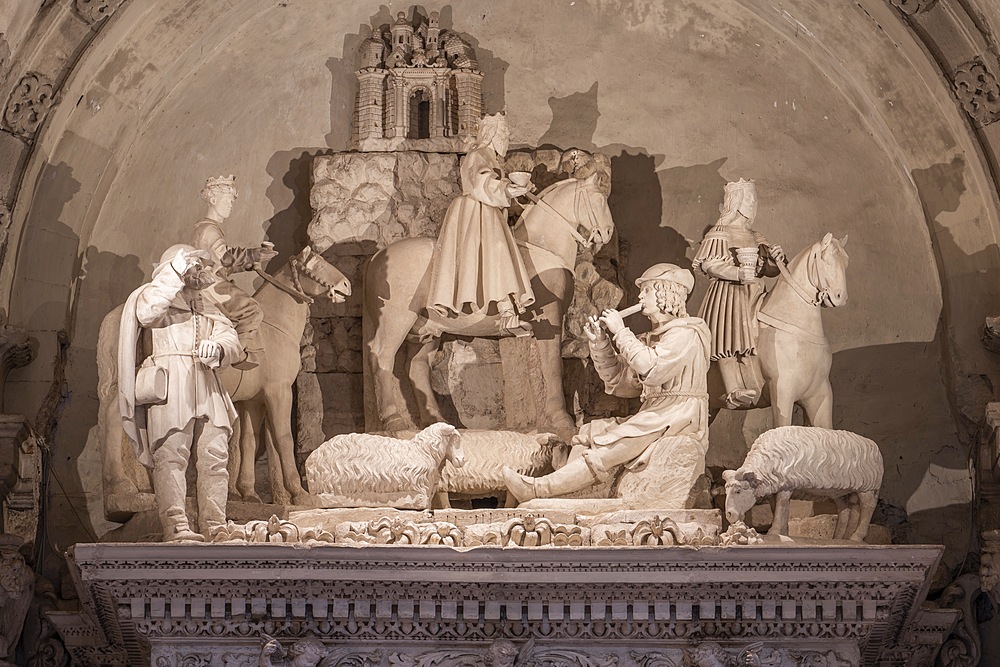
95, 45, 877, 546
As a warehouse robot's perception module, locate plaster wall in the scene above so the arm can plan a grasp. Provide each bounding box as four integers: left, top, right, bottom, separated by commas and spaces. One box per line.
4, 0, 997, 574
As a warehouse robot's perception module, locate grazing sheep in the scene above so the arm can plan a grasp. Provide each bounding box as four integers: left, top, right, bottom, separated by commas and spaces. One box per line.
438, 431, 569, 507
722, 426, 883, 541
304, 423, 465, 510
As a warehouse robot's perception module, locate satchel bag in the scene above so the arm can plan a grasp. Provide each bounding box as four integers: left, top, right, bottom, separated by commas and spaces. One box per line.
135, 365, 168, 405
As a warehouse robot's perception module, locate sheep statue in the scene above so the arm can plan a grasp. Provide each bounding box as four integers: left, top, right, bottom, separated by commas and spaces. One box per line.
439, 431, 570, 508
722, 426, 883, 542
304, 423, 465, 510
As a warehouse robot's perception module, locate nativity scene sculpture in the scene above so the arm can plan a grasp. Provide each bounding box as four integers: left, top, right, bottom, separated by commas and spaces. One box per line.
364, 113, 615, 436
91, 10, 869, 549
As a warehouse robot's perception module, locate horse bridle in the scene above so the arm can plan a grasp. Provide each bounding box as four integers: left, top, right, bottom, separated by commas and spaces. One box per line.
254, 253, 338, 305
772, 245, 830, 307
519, 179, 605, 248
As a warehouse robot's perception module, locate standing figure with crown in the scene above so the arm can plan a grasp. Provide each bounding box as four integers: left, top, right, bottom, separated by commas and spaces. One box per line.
692, 179, 785, 409
192, 175, 278, 370
428, 113, 535, 335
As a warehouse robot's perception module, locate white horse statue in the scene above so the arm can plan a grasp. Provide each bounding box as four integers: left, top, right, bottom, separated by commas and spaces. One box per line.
365, 160, 616, 435
709, 232, 849, 428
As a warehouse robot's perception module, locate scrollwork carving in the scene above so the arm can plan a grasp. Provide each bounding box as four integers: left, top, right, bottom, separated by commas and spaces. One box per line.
953, 58, 1000, 127
74, 0, 126, 24
4, 73, 56, 139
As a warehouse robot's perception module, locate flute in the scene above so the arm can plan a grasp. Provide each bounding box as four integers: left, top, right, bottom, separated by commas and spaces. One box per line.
617, 303, 643, 317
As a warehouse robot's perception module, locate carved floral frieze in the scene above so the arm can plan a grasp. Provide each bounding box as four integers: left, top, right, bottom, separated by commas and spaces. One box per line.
341, 517, 463, 545
211, 515, 335, 544
3, 73, 56, 139
953, 58, 1000, 127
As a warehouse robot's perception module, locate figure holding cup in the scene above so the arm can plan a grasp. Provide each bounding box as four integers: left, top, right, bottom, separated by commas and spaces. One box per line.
692, 179, 785, 409
428, 113, 536, 335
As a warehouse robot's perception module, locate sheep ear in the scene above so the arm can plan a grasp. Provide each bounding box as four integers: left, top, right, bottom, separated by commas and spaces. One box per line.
839, 234, 848, 246
821, 232, 833, 247
722, 470, 736, 484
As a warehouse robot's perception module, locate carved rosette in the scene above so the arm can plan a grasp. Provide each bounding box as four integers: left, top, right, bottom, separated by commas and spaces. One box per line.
953, 58, 1000, 127
73, 0, 126, 24
3, 73, 56, 139
887, 0, 938, 15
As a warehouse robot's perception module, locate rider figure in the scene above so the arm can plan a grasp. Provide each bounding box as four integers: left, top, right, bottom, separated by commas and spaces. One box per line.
692, 179, 785, 409
192, 175, 278, 370
427, 113, 535, 335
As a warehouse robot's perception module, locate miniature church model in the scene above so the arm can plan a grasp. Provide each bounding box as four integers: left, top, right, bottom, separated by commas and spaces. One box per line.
352, 10, 484, 152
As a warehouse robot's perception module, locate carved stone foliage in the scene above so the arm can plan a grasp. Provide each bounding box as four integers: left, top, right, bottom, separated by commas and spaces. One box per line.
339, 517, 463, 546
887, 0, 937, 15
4, 73, 56, 139
212, 515, 335, 544
953, 58, 1000, 127
74, 0, 126, 24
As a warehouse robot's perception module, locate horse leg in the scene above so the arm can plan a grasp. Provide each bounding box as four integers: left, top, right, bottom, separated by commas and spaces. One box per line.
262, 388, 314, 507
367, 309, 419, 431
227, 407, 243, 502
768, 490, 792, 535
769, 381, 797, 427
406, 338, 445, 425
533, 330, 575, 439
799, 380, 834, 429
237, 400, 264, 503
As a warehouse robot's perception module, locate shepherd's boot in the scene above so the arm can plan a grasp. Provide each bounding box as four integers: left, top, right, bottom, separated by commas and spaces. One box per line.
502, 456, 603, 503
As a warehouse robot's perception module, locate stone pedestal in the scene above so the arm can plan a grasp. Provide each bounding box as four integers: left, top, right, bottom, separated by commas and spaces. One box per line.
53, 542, 955, 666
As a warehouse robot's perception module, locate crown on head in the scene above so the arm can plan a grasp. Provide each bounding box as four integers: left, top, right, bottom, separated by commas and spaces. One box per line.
204, 175, 236, 190
200, 174, 237, 202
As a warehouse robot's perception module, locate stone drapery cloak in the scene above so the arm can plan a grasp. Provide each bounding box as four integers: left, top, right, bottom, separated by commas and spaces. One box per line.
428, 145, 535, 316
118, 262, 242, 468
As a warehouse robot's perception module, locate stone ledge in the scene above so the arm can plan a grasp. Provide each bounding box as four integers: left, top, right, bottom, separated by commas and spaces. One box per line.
57, 542, 954, 667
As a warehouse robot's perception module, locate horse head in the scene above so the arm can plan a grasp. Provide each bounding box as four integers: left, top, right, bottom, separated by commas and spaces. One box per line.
578, 171, 615, 251
289, 246, 352, 303
559, 149, 615, 252
812, 233, 849, 308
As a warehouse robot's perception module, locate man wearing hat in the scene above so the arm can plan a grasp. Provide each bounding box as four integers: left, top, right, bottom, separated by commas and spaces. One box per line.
503, 263, 711, 502
119, 244, 243, 541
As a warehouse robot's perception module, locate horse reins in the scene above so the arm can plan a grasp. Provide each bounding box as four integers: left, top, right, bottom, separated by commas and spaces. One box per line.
254, 255, 336, 305
769, 246, 827, 307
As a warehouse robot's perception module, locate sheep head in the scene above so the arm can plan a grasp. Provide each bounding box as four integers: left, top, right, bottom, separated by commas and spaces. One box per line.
417, 422, 465, 469
723, 468, 760, 524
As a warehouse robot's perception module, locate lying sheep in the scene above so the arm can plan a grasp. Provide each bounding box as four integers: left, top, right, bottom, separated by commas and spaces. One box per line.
304, 423, 464, 510
438, 431, 569, 507
722, 426, 883, 542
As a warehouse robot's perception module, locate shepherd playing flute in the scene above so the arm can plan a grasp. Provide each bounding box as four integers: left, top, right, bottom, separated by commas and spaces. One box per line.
503, 263, 712, 502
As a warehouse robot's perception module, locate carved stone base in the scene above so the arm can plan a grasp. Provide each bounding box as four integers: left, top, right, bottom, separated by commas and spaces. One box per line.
55, 542, 956, 666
